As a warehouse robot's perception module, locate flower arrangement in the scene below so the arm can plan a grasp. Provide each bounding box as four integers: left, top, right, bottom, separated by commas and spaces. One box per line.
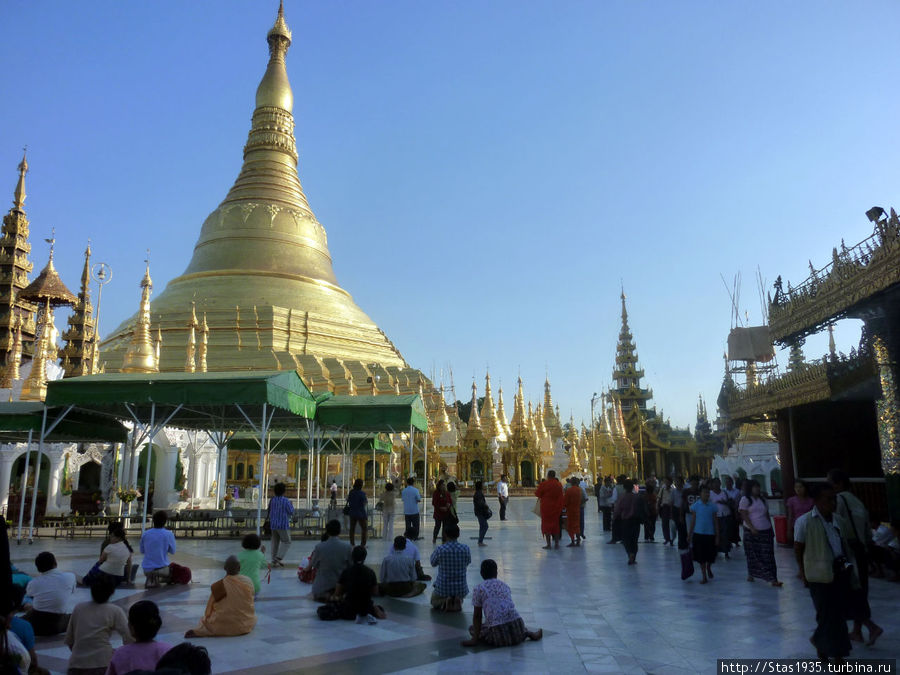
117, 487, 141, 503
179, 488, 191, 500
223, 493, 234, 502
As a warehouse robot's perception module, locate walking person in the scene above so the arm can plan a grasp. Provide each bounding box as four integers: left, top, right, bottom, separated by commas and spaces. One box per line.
266, 482, 294, 568
794, 485, 856, 661
401, 477, 422, 540
473, 481, 491, 546
828, 469, 884, 646
497, 475, 510, 521
607, 475, 626, 545
613, 479, 644, 565
722, 475, 741, 548
596, 476, 613, 532
658, 476, 674, 545
708, 478, 733, 558
564, 478, 583, 547
379, 482, 397, 544
786, 480, 814, 545
688, 486, 719, 584
535, 471, 564, 550
738, 479, 783, 587
578, 476, 589, 540
642, 483, 658, 542
432, 480, 452, 544
346, 479, 368, 548
329, 480, 338, 510
446, 482, 460, 526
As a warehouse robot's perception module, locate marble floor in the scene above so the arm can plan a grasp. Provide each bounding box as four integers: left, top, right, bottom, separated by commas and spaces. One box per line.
9, 497, 900, 674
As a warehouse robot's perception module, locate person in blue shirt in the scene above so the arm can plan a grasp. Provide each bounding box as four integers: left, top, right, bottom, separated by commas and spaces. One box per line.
140, 511, 177, 588
689, 486, 720, 584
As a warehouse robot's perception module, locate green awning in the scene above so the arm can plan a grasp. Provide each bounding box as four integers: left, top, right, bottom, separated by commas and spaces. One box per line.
227, 432, 392, 454
315, 394, 428, 432
0, 402, 128, 443
44, 370, 316, 431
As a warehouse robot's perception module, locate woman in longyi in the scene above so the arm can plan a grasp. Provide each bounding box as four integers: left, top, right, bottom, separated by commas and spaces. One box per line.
185, 556, 257, 638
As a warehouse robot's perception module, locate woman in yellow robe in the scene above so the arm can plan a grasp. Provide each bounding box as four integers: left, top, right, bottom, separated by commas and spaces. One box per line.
185, 556, 257, 637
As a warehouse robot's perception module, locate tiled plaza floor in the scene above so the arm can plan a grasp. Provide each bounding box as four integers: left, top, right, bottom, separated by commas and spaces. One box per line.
9, 497, 900, 674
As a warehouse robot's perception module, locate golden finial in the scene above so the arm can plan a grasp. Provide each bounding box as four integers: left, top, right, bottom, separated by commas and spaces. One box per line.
121, 255, 158, 373
198, 312, 208, 373
21, 307, 51, 401
155, 325, 162, 368
13, 147, 27, 211
185, 302, 197, 373
268, 0, 292, 45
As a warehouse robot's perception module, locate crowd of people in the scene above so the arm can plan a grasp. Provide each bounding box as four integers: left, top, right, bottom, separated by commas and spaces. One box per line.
4, 469, 897, 671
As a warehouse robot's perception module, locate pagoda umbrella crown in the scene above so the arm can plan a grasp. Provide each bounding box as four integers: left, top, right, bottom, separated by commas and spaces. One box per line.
44, 369, 316, 431
18, 255, 76, 307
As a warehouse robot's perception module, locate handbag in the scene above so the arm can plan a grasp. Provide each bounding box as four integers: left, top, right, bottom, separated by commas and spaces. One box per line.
342, 504, 351, 516
532, 499, 541, 517
680, 548, 694, 580
262, 519, 271, 537
485, 507, 493, 520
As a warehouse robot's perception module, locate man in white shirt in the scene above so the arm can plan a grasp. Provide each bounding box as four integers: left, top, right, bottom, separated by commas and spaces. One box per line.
401, 477, 422, 540
24, 552, 75, 635
497, 475, 510, 521
401, 529, 432, 581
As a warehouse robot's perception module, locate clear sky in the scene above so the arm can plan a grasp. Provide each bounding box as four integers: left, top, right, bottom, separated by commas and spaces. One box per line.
1, 1, 898, 429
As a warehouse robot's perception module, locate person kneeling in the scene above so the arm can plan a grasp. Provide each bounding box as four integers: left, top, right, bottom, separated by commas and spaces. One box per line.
430, 522, 470, 612
317, 546, 386, 624
379, 537, 426, 597
461, 559, 542, 647
184, 556, 256, 638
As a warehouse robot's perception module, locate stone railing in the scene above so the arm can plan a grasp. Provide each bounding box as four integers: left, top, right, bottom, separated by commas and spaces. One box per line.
768, 210, 900, 343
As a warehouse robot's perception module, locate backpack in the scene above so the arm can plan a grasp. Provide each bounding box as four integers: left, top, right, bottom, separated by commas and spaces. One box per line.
168, 562, 192, 585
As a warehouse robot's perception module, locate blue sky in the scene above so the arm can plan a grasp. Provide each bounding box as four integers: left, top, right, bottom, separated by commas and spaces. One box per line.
1, 1, 898, 429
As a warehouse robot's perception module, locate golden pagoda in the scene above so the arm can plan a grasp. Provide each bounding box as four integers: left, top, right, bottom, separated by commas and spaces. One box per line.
100, 3, 410, 376
459, 381, 491, 481
479, 372, 505, 442
496, 383, 512, 439
60, 243, 98, 376
543, 377, 563, 441
18, 240, 77, 400
121, 263, 158, 374
0, 152, 37, 361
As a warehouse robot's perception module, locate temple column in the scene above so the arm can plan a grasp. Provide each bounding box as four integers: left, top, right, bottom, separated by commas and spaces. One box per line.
0, 450, 15, 513
44, 448, 66, 515
870, 321, 900, 520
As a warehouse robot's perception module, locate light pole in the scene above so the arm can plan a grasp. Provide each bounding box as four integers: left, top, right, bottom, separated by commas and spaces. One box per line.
90, 261, 112, 373
590, 392, 601, 482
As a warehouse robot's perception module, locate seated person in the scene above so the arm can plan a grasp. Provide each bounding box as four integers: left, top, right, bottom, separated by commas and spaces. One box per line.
80, 525, 132, 587
237, 533, 270, 595
333, 546, 385, 624
64, 578, 132, 674
461, 559, 543, 648
107, 600, 173, 675
126, 642, 211, 675
379, 537, 427, 597
24, 551, 75, 636
429, 522, 470, 612
400, 528, 431, 581
141, 511, 176, 589
8, 586, 47, 675
870, 514, 899, 579
101, 521, 137, 583
184, 556, 256, 638
309, 519, 351, 602
11, 563, 31, 592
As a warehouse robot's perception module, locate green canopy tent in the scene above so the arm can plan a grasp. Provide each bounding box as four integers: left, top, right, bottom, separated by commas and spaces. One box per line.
0, 402, 129, 542
313, 394, 429, 514
45, 370, 317, 535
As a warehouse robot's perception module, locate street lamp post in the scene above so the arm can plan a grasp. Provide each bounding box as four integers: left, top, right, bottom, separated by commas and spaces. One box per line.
590, 392, 601, 482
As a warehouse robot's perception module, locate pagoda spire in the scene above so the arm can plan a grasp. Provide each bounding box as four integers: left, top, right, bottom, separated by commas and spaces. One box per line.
510, 376, 527, 431
0, 315, 22, 388
61, 243, 97, 377
534, 403, 548, 441
434, 383, 452, 434
479, 372, 504, 441
122, 261, 158, 373
13, 149, 27, 212
185, 302, 198, 373
496, 383, 512, 438
0, 153, 37, 362
198, 313, 208, 372
542, 376, 562, 439
467, 380, 481, 431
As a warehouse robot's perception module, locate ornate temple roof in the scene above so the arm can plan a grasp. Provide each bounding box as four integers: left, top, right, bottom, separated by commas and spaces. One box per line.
19, 244, 77, 308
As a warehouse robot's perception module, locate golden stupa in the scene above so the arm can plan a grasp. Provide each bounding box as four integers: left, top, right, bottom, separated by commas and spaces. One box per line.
100, 3, 407, 375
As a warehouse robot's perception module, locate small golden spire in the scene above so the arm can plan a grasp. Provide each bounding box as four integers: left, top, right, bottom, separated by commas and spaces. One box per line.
467, 380, 481, 430
0, 315, 23, 388
496, 383, 511, 438
198, 312, 208, 373
257, 0, 293, 111
21, 305, 52, 401
13, 148, 27, 211
479, 372, 504, 441
155, 325, 162, 368
185, 302, 197, 373
121, 259, 158, 373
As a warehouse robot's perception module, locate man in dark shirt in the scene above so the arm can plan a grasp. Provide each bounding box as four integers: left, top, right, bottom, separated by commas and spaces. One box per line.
335, 546, 383, 624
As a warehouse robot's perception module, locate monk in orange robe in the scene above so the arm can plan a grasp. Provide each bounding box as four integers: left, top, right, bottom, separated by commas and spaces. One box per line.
185, 556, 257, 638
564, 478, 583, 547
534, 470, 564, 549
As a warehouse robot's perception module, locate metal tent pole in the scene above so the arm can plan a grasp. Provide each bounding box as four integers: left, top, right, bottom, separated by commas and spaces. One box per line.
16, 428, 33, 543
422, 427, 427, 531
26, 410, 48, 543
